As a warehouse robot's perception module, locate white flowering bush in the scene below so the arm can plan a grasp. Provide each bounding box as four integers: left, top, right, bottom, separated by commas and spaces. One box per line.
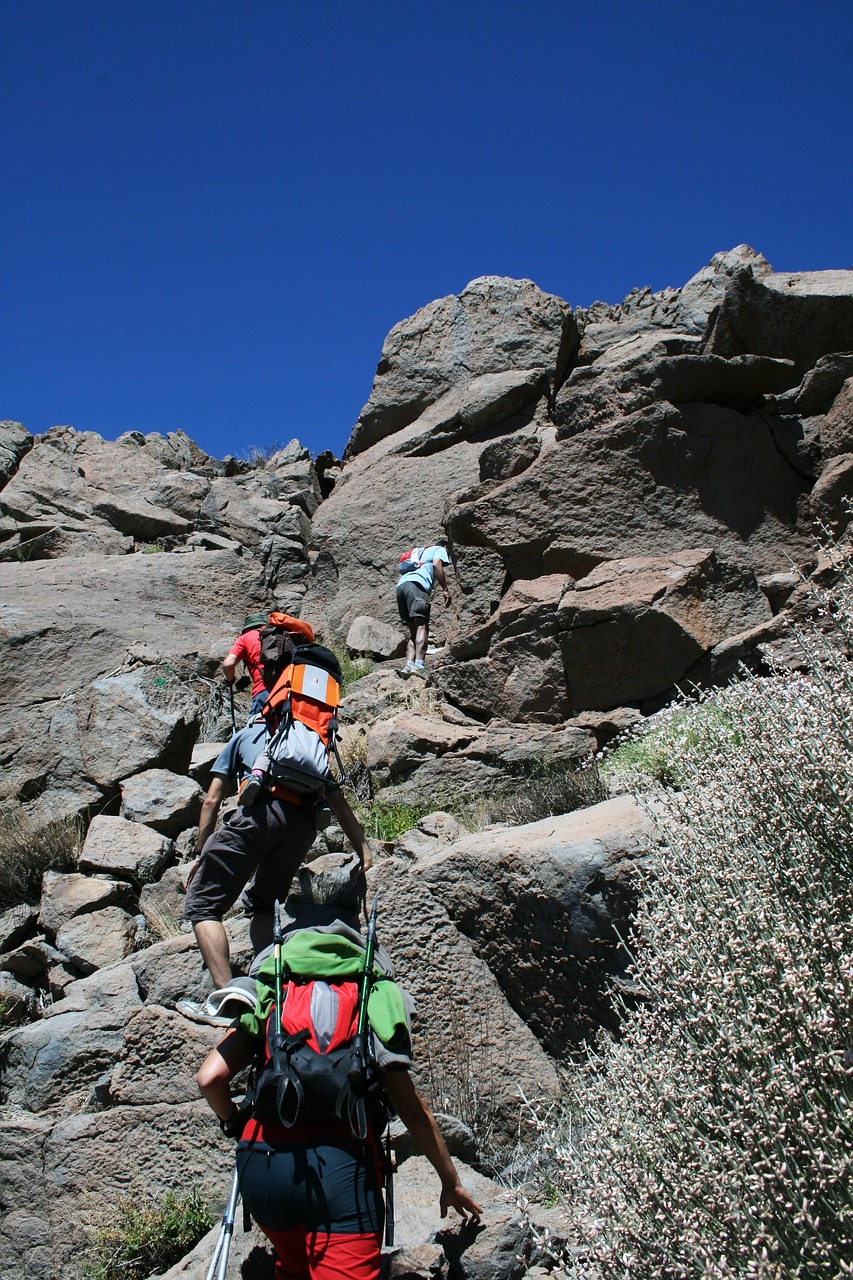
539, 562, 853, 1278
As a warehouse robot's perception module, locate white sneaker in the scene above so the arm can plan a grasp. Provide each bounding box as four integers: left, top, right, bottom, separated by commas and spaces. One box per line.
175, 998, 234, 1028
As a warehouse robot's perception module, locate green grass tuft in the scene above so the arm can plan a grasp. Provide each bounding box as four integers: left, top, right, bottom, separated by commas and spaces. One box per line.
81, 1187, 212, 1280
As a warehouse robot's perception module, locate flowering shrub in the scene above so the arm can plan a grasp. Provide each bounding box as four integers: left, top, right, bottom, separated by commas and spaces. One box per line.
539, 564, 853, 1277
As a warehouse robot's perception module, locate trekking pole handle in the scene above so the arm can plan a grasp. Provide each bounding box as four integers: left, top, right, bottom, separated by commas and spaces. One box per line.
356, 895, 378, 1041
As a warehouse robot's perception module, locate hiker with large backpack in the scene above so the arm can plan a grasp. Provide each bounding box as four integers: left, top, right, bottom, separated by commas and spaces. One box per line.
395, 537, 452, 678
196, 867, 482, 1279
180, 643, 373, 1021
222, 611, 316, 717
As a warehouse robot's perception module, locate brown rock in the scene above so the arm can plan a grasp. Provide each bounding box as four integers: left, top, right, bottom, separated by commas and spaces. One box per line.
80, 814, 174, 883
413, 795, 657, 1055
55, 905, 138, 974
39, 870, 137, 936
705, 266, 853, 375
119, 767, 205, 836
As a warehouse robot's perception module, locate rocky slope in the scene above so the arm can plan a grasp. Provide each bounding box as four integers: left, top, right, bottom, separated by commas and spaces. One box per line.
1, 246, 852, 1278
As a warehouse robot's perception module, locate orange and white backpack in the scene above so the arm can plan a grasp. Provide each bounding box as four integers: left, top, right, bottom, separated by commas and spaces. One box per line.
261, 644, 343, 792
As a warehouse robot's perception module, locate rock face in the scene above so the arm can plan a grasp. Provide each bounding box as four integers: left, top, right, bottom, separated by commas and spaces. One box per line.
2, 246, 853, 1278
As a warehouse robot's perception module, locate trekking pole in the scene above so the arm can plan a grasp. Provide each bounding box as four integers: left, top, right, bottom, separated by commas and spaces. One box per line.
228, 682, 236, 734
273, 897, 284, 1040
349, 894, 378, 1091
205, 1163, 240, 1280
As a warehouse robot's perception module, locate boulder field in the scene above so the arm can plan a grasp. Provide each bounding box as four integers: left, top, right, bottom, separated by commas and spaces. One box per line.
1, 246, 852, 1277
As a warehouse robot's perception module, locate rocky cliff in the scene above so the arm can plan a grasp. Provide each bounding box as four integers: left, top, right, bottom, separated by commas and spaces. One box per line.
1, 246, 852, 1278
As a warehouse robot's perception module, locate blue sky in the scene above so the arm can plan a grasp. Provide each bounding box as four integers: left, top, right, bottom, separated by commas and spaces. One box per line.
3, 1, 852, 462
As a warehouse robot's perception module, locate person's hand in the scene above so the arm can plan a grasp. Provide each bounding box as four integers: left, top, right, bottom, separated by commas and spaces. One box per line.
440, 1182, 482, 1224
443, 589, 452, 606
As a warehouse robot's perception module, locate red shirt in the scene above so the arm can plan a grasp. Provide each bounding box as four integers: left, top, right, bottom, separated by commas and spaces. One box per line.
228, 629, 264, 696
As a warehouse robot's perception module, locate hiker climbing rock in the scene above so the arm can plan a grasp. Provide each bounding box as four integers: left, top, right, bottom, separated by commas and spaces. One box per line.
223, 610, 315, 717
395, 538, 452, 678
222, 612, 270, 715
196, 862, 482, 1279
179, 645, 372, 1023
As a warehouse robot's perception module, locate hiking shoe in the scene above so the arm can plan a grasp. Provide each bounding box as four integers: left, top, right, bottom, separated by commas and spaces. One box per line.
400, 662, 416, 677
175, 998, 235, 1028
240, 774, 263, 807
411, 665, 428, 679
176, 980, 257, 1027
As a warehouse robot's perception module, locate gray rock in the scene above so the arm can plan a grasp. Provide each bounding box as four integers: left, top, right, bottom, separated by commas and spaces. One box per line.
809, 452, 853, 534
80, 814, 174, 883
1, 1007, 130, 1111
0, 902, 38, 952
646, 352, 799, 410
346, 614, 407, 659
39, 870, 137, 936
369, 858, 561, 1140
109, 1004, 223, 1106
0, 970, 40, 1024
819, 377, 853, 460
189, 740, 227, 785
348, 277, 578, 456
119, 767, 205, 836
706, 266, 853, 374
55, 904, 138, 974
0, 420, 33, 490
0, 546, 266, 812
766, 352, 853, 417
414, 794, 657, 1055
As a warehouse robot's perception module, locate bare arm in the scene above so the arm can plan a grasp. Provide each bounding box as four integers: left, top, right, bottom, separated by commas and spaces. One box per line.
197, 1028, 256, 1124
384, 1072, 482, 1223
433, 558, 451, 605
326, 788, 373, 870
197, 776, 227, 854
221, 653, 239, 684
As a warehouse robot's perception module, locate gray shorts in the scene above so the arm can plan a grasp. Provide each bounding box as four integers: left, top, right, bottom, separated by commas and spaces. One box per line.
184, 794, 316, 924
397, 579, 431, 625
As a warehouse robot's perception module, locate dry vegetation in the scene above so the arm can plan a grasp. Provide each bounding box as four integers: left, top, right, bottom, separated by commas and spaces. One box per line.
0, 803, 83, 910
530, 559, 853, 1277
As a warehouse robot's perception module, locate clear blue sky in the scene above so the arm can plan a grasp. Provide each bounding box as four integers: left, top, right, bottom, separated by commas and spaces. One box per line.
3, 1, 852, 462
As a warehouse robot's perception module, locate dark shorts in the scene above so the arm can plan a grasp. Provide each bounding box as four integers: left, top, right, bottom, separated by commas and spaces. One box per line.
183, 795, 316, 925
396, 579, 431, 626
236, 1140, 383, 1235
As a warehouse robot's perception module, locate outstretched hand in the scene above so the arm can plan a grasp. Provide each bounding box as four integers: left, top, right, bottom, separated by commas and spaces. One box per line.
440, 1182, 483, 1225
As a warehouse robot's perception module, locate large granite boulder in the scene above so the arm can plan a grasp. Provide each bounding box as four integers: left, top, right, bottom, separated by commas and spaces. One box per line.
0, 547, 265, 821
413, 794, 657, 1055
348, 277, 578, 457
705, 265, 853, 374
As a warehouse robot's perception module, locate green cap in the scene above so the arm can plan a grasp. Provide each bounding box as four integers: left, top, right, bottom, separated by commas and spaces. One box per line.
242, 612, 268, 633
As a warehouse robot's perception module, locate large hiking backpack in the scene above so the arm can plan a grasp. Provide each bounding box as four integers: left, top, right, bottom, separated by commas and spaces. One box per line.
397, 547, 425, 576
258, 612, 315, 691
252, 976, 387, 1139
261, 643, 343, 793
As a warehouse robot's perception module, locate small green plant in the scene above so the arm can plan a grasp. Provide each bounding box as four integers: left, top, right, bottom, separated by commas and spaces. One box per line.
0, 804, 83, 910
335, 649, 374, 694
355, 799, 429, 841
81, 1186, 212, 1280
599, 699, 742, 790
